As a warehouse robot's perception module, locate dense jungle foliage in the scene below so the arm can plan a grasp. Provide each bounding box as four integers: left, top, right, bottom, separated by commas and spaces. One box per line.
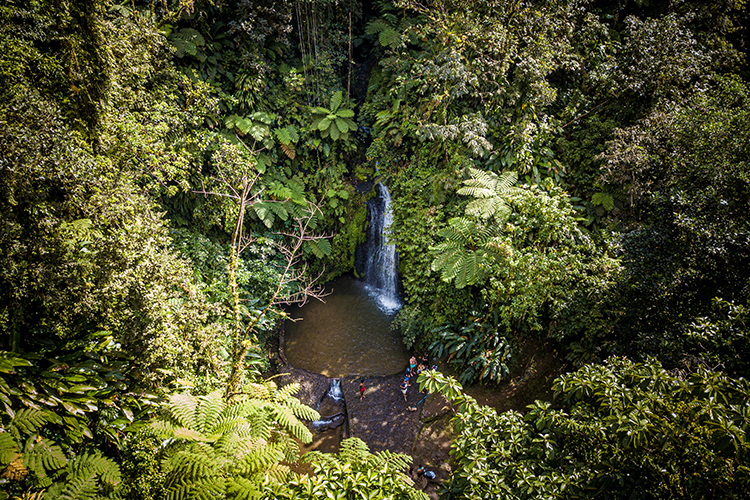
1, 0, 748, 498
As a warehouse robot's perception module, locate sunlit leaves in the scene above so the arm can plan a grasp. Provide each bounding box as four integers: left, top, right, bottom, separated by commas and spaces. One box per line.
152, 386, 319, 499
310, 91, 357, 143
264, 437, 427, 499
433, 358, 750, 499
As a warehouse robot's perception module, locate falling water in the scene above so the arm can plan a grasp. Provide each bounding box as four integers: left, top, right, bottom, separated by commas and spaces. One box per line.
362, 183, 402, 313
311, 378, 346, 432
327, 378, 343, 401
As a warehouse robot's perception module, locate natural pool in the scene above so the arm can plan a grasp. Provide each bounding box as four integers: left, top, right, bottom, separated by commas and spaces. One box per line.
284, 275, 410, 377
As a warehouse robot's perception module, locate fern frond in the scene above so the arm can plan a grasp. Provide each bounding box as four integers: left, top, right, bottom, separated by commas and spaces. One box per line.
0, 432, 19, 463
372, 449, 412, 471
260, 463, 291, 483
150, 420, 177, 438
164, 449, 218, 483
221, 434, 263, 459
244, 383, 272, 401
279, 142, 296, 159
172, 427, 211, 442
211, 415, 248, 439
459, 169, 518, 223
273, 382, 300, 403
226, 476, 262, 500
274, 432, 301, 463
266, 201, 289, 221
165, 476, 225, 500
57, 471, 98, 500
197, 390, 225, 435
10, 408, 49, 439
267, 406, 312, 443
465, 197, 508, 221
67, 451, 121, 488
280, 399, 319, 422
169, 393, 198, 430
301, 450, 330, 466
430, 246, 461, 280
243, 407, 273, 441
235, 444, 284, 476
437, 218, 476, 245
23, 436, 67, 479
338, 437, 370, 464
273, 384, 319, 421
455, 251, 484, 289
457, 184, 495, 199
365, 19, 389, 35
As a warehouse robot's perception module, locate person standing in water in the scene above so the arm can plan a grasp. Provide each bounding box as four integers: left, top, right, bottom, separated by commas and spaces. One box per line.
400, 380, 408, 401
359, 381, 366, 400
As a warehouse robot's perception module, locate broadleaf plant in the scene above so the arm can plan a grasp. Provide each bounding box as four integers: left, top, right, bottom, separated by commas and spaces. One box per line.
311, 91, 357, 142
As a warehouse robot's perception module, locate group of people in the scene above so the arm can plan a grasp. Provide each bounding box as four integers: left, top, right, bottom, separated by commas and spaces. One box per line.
355, 353, 435, 404
400, 353, 431, 402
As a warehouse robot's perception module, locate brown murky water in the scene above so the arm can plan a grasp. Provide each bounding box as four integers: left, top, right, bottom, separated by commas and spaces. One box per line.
284, 276, 410, 377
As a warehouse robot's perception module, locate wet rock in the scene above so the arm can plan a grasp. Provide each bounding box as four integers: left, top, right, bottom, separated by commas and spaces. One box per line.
311, 413, 346, 432
317, 397, 344, 418
421, 394, 454, 422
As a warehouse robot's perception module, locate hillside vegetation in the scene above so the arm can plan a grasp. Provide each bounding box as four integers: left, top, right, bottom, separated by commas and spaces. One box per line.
1, 0, 748, 498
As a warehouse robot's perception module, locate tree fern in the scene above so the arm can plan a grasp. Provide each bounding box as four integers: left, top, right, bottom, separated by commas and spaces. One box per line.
53, 473, 98, 500
0, 432, 19, 463
168, 393, 199, 431
23, 436, 67, 483
458, 168, 519, 224
1, 407, 123, 498
196, 391, 225, 435
431, 168, 519, 288
7, 409, 49, 440
152, 386, 317, 499
226, 476, 262, 500
337, 437, 372, 464
271, 383, 320, 422
431, 217, 511, 288
265, 405, 312, 442
43, 450, 121, 500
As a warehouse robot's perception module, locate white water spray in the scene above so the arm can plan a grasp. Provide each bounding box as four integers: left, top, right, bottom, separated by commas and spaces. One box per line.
363, 183, 401, 313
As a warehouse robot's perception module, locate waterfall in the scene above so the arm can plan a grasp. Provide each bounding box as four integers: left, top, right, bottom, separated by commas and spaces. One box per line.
362, 183, 402, 313
311, 379, 346, 432
327, 378, 343, 401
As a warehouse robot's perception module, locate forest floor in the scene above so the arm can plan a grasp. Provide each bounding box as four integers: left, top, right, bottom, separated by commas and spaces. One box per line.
276, 337, 564, 499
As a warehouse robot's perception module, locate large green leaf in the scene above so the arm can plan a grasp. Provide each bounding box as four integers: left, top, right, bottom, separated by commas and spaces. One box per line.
343, 117, 357, 131
329, 124, 340, 141
330, 91, 343, 112
318, 117, 331, 131
335, 117, 348, 134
